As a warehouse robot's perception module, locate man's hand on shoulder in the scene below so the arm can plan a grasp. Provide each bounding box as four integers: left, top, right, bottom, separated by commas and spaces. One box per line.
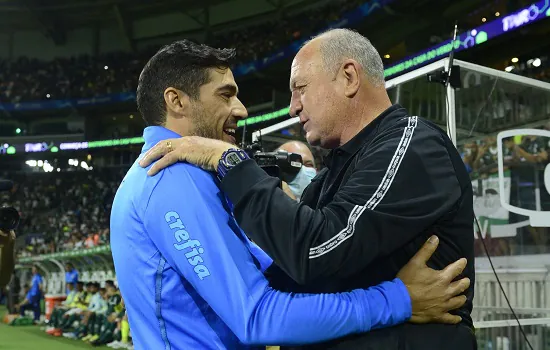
139, 136, 235, 175
397, 235, 470, 324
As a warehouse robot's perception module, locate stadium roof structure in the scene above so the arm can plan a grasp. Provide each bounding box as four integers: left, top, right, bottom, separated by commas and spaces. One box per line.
0, 0, 329, 47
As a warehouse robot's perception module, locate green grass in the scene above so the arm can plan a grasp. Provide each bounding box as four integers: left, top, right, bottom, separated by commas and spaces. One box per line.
0, 306, 107, 349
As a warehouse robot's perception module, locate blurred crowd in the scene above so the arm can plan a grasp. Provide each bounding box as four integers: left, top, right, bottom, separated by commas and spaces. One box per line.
1, 169, 125, 258
458, 124, 550, 257
508, 55, 550, 84
0, 0, 365, 104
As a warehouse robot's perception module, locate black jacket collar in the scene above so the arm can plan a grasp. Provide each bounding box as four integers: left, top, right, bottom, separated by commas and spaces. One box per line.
323, 104, 408, 167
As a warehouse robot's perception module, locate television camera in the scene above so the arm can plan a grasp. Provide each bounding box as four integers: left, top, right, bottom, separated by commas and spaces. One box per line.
242, 141, 303, 184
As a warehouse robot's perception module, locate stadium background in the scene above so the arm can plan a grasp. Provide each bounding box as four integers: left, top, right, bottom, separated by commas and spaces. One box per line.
1, 0, 550, 348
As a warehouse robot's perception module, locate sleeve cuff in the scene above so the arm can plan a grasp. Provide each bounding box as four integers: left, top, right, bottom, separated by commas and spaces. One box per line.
392, 278, 412, 321
220, 159, 277, 205
355, 278, 412, 332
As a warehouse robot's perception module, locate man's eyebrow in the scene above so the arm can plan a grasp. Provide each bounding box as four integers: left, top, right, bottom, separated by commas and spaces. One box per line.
289, 78, 306, 91
216, 84, 238, 95
289, 79, 299, 91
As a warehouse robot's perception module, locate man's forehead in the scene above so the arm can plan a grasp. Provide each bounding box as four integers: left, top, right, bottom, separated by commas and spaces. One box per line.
207, 67, 239, 90
291, 46, 321, 82
279, 142, 314, 159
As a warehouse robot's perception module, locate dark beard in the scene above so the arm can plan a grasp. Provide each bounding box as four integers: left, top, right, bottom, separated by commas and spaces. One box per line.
190, 102, 219, 140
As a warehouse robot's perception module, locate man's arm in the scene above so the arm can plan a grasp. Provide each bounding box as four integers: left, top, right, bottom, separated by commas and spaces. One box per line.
222, 120, 463, 284
0, 230, 16, 288
143, 163, 412, 346
514, 144, 548, 164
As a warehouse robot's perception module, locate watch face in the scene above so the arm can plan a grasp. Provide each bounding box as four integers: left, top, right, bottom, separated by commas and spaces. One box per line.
224, 152, 242, 166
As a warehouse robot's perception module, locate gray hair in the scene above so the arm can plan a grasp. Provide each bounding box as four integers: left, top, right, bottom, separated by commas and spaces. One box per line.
308, 28, 385, 87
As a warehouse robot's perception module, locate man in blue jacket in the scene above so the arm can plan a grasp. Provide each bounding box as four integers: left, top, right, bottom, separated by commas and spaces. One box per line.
65, 262, 78, 293
110, 40, 470, 349
16, 265, 43, 322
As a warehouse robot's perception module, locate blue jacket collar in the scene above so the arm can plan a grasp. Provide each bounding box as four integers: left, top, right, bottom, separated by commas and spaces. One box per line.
142, 126, 182, 153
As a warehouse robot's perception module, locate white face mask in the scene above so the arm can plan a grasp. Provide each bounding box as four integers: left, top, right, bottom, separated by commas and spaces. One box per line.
288, 166, 317, 201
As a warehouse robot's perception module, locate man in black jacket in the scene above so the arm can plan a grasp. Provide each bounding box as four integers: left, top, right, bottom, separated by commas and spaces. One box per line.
140, 29, 476, 349
0, 229, 16, 288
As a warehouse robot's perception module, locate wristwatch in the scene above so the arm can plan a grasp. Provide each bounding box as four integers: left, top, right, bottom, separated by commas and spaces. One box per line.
217, 148, 250, 178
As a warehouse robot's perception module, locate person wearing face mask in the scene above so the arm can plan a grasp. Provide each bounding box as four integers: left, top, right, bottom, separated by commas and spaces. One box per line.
278, 141, 318, 201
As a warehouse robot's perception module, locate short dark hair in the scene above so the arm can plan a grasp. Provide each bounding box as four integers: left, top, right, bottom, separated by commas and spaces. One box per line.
105, 280, 115, 288
137, 39, 236, 126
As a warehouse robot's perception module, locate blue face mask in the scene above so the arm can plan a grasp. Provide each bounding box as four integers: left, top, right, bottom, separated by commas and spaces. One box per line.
288, 166, 317, 201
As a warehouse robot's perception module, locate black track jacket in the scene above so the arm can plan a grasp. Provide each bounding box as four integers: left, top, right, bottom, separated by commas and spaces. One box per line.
221, 105, 476, 349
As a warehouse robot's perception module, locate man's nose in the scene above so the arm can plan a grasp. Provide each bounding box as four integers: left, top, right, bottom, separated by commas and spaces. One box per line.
289, 93, 302, 118
233, 98, 248, 120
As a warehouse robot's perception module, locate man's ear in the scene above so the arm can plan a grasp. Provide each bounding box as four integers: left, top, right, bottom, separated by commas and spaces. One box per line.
164, 87, 191, 117
340, 59, 361, 98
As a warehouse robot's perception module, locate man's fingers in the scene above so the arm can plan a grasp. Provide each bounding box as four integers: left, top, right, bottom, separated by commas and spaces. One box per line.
448, 277, 470, 296
409, 235, 439, 265
147, 152, 180, 176
438, 313, 462, 324
140, 139, 177, 167
441, 258, 467, 282
139, 146, 163, 167
444, 295, 468, 312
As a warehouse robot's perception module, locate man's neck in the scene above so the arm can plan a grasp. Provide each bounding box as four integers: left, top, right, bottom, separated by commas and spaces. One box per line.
164, 118, 188, 137
338, 97, 392, 146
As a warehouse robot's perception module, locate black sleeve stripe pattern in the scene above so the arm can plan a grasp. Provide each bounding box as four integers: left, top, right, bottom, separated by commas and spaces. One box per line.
308, 116, 419, 259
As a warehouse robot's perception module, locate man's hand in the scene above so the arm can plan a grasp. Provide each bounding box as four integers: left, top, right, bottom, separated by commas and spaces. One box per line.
0, 229, 15, 247
397, 235, 470, 324
139, 136, 235, 175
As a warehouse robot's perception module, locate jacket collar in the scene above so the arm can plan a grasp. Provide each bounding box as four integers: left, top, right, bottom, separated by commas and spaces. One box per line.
141, 126, 182, 153
323, 104, 408, 167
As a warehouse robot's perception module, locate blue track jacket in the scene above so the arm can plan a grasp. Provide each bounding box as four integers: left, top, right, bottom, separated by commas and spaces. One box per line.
110, 126, 412, 350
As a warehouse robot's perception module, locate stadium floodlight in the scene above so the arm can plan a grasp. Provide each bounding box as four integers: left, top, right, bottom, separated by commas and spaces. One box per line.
43, 162, 54, 172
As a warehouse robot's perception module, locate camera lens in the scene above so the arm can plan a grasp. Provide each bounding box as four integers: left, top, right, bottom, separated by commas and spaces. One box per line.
0, 207, 20, 231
